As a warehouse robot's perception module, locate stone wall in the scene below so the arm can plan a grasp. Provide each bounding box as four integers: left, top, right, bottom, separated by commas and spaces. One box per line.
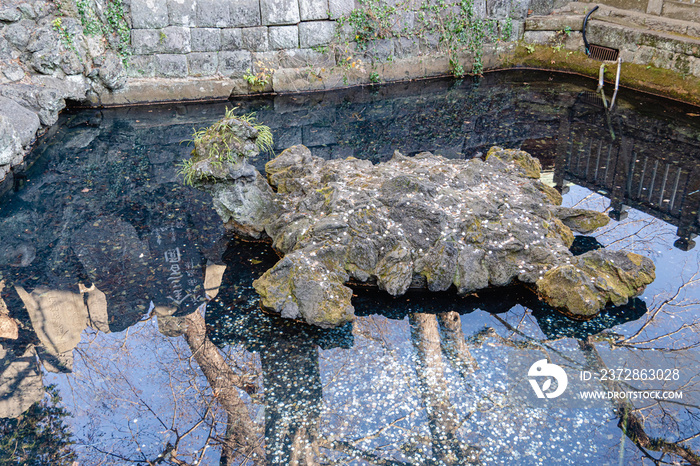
127, 0, 352, 81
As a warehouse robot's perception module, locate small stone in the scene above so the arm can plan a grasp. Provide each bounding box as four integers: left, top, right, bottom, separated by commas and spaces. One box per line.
0, 8, 22, 22
3, 64, 25, 82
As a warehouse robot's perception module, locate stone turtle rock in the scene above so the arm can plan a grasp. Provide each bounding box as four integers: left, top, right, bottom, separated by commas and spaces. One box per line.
252, 146, 653, 327
193, 136, 656, 328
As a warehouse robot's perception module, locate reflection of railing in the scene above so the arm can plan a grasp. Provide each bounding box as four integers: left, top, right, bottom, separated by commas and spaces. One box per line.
554, 93, 700, 250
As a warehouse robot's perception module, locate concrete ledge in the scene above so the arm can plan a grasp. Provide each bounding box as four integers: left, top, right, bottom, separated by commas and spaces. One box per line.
90, 78, 247, 105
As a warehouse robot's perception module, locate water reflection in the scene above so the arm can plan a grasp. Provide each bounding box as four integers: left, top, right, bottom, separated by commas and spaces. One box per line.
0, 71, 699, 464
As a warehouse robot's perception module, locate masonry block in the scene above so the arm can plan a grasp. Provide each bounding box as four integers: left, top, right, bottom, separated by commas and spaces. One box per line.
242, 26, 269, 52
329, 0, 354, 18
131, 29, 162, 55
269, 25, 299, 49
160, 26, 191, 54
197, 0, 230, 27
221, 28, 243, 50
299, 21, 335, 48
261, 0, 301, 25
188, 52, 218, 76
300, 0, 329, 20
126, 54, 156, 77
229, 0, 262, 26
131, 0, 169, 29
168, 0, 197, 26
219, 50, 253, 77
155, 54, 189, 77
191, 28, 221, 52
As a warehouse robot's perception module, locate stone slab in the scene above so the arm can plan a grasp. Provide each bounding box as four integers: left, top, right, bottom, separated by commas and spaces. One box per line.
269, 25, 299, 49
229, 0, 262, 27
131, 28, 162, 55
92, 78, 242, 105
168, 0, 197, 26
188, 52, 219, 76
221, 28, 243, 50
261, 0, 301, 25
131, 0, 169, 29
219, 50, 253, 77
242, 26, 269, 52
160, 26, 192, 54
155, 53, 189, 77
197, 0, 230, 27
329, 0, 354, 18
300, 0, 329, 20
191, 28, 221, 52
299, 21, 336, 48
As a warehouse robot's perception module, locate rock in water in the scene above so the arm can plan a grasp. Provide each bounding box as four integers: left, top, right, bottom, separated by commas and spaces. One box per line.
191, 137, 655, 327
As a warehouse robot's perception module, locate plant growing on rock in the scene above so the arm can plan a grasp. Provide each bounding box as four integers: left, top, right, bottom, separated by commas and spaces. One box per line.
178, 108, 273, 187
243, 62, 273, 92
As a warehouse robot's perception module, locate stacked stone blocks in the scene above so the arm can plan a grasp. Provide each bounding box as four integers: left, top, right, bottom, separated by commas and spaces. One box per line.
128, 0, 349, 78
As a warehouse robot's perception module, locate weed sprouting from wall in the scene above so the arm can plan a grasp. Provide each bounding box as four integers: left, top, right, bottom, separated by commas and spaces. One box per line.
337, 0, 513, 77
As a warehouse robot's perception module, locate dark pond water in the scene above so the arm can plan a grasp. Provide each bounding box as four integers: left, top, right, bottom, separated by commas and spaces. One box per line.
1, 71, 699, 465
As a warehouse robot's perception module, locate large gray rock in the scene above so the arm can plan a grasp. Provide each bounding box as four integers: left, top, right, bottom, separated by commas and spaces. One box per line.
98, 51, 127, 90
0, 7, 22, 22
3, 20, 32, 48
0, 96, 40, 147
194, 141, 655, 328
0, 83, 65, 126
0, 116, 22, 167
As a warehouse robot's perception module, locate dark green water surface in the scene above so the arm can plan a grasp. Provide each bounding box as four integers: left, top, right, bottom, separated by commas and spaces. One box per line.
0, 71, 699, 465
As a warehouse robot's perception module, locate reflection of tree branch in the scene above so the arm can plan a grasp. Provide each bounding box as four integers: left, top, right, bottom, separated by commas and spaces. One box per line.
409, 313, 480, 465
182, 308, 265, 464
322, 439, 412, 466
579, 337, 700, 465
437, 312, 478, 376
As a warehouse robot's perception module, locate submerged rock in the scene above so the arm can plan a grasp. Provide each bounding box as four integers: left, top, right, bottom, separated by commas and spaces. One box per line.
190, 131, 655, 327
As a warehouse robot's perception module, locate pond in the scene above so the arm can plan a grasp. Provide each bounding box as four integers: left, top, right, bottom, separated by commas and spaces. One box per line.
0, 70, 699, 465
